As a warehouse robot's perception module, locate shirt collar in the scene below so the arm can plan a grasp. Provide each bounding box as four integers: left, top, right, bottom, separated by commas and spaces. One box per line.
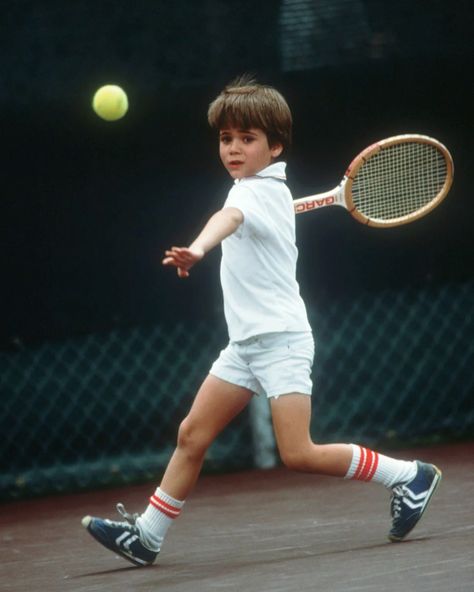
257, 161, 287, 180
234, 162, 287, 184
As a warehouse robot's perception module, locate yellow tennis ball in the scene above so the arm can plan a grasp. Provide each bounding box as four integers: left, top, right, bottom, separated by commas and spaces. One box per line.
92, 85, 128, 121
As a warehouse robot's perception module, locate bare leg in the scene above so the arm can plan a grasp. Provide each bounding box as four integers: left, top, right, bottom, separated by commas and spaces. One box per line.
270, 394, 352, 476
160, 374, 253, 499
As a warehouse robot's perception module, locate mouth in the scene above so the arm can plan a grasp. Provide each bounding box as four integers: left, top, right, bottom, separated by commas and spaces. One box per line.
228, 160, 244, 168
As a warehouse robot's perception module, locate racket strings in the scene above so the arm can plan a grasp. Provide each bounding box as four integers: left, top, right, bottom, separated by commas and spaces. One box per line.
351, 142, 448, 221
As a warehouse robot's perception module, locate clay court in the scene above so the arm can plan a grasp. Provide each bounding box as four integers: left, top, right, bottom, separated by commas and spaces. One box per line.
2, 442, 473, 592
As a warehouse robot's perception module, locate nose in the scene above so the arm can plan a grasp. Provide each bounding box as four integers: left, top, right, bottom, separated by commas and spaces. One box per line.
229, 138, 241, 153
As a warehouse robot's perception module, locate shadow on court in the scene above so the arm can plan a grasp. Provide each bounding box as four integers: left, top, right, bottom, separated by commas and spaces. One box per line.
1, 442, 473, 592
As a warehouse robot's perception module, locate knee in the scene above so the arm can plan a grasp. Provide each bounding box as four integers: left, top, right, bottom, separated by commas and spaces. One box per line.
279, 447, 313, 472
177, 417, 211, 459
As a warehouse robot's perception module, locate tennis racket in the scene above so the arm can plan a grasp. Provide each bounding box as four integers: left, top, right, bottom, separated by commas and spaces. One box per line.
293, 134, 453, 227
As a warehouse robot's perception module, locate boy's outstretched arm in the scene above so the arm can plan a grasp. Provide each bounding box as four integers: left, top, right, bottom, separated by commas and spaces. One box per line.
162, 207, 243, 278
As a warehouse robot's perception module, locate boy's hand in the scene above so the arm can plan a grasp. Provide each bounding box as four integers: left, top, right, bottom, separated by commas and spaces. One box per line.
162, 246, 205, 278
163, 207, 242, 279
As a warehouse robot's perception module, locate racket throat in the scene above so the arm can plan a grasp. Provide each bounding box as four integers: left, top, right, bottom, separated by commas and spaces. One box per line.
294, 183, 346, 214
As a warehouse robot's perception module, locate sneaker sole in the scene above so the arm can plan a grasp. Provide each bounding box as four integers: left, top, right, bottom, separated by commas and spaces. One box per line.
388, 465, 442, 542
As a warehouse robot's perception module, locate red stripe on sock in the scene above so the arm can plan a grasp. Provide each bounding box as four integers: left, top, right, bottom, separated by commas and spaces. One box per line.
150, 495, 181, 519
352, 447, 379, 481
359, 449, 375, 481
366, 451, 379, 481
353, 446, 366, 480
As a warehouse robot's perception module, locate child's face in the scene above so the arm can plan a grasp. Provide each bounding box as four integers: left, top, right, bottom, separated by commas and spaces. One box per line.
219, 127, 283, 179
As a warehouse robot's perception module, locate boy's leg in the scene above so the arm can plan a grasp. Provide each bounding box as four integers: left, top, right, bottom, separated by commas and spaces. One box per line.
159, 374, 253, 500
270, 394, 441, 541
83, 375, 253, 565
270, 394, 353, 475
136, 374, 253, 550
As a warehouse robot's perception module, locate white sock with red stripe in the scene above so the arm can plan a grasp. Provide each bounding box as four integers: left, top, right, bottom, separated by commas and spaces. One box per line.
345, 444, 417, 488
136, 487, 185, 551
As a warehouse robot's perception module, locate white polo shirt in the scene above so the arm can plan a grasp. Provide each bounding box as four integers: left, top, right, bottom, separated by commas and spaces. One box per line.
220, 162, 311, 342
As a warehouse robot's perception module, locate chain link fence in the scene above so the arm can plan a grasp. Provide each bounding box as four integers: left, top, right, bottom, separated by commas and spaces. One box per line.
1, 280, 473, 500
308, 281, 474, 444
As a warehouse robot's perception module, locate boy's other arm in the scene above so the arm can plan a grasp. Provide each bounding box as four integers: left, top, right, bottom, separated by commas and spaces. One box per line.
162, 207, 243, 278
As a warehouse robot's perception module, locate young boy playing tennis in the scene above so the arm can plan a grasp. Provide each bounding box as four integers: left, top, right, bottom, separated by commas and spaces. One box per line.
82, 76, 441, 566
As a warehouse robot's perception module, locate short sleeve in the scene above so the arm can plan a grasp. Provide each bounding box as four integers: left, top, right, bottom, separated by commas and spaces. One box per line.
223, 183, 266, 237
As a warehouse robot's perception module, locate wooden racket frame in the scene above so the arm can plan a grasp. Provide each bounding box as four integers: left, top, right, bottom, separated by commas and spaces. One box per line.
293, 134, 454, 228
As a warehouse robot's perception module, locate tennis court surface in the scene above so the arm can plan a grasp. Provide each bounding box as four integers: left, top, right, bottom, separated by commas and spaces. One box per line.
2, 441, 473, 592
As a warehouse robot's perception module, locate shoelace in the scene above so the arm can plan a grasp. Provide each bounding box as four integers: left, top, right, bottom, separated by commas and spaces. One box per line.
116, 503, 139, 525
116, 503, 159, 553
390, 485, 405, 519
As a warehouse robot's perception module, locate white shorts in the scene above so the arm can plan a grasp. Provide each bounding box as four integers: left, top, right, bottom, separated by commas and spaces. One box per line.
210, 331, 314, 398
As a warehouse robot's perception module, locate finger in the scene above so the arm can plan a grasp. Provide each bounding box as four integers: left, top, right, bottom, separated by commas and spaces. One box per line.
177, 267, 189, 278
163, 252, 189, 264
162, 257, 177, 266
165, 249, 191, 261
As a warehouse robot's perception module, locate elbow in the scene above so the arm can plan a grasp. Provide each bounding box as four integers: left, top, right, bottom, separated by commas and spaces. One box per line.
227, 207, 244, 229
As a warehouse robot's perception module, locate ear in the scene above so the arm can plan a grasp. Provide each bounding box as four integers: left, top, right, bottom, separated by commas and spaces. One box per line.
270, 143, 283, 159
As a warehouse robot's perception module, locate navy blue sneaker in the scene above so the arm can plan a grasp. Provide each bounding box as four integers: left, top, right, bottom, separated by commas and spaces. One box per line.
389, 461, 442, 542
82, 505, 158, 566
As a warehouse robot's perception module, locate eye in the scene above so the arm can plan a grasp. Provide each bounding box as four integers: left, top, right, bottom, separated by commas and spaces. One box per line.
220, 135, 232, 144
243, 135, 255, 144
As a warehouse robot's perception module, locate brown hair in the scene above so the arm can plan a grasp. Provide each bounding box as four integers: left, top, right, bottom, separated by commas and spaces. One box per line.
207, 75, 292, 155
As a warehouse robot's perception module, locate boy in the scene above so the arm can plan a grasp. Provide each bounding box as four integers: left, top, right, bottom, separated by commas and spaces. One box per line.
82, 76, 441, 567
